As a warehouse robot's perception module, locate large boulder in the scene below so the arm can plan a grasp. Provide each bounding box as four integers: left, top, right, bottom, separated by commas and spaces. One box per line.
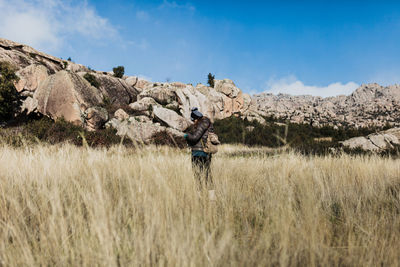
175, 85, 214, 120
193, 82, 247, 120
106, 117, 183, 144
341, 136, 381, 151
14, 64, 49, 92
129, 97, 159, 114
153, 106, 191, 131
220, 91, 244, 118
80, 72, 138, 106
20, 97, 38, 114
114, 108, 129, 121
33, 70, 103, 126
214, 79, 241, 98
125, 76, 151, 92
138, 84, 177, 105
84, 107, 108, 131
341, 128, 400, 151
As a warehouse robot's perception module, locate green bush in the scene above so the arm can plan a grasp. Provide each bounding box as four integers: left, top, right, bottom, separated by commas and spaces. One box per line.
113, 66, 125, 78
150, 130, 186, 148
207, 73, 215, 88
99, 96, 132, 117
83, 73, 100, 88
26, 117, 83, 145
23, 117, 132, 147
85, 127, 132, 147
0, 61, 22, 123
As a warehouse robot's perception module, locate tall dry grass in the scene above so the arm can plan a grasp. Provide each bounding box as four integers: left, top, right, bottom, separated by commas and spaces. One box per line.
0, 143, 399, 266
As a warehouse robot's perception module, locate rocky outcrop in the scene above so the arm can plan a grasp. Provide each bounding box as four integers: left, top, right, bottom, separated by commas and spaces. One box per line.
128, 97, 158, 115
1, 38, 257, 133
341, 128, 400, 151
20, 97, 38, 114
0, 38, 65, 73
114, 108, 129, 121
33, 71, 103, 125
14, 64, 49, 92
84, 107, 108, 131
81, 72, 138, 106
214, 79, 241, 98
254, 83, 400, 128
153, 106, 191, 131
125, 76, 150, 92
106, 117, 183, 144
137, 83, 177, 105
6, 37, 400, 146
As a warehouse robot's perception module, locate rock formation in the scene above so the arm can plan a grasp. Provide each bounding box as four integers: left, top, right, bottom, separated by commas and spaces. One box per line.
2, 37, 400, 146
341, 128, 400, 151
253, 83, 400, 129
0, 38, 254, 141
33, 70, 103, 127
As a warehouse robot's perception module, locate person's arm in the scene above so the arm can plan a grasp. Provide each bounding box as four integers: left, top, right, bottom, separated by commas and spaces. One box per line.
186, 118, 210, 144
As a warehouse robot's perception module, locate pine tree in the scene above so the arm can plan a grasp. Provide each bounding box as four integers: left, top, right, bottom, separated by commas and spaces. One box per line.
207, 73, 215, 88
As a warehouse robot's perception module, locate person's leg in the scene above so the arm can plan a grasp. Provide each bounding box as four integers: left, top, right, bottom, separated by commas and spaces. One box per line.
204, 155, 213, 189
204, 155, 216, 200
192, 156, 211, 189
192, 155, 216, 200
192, 156, 204, 189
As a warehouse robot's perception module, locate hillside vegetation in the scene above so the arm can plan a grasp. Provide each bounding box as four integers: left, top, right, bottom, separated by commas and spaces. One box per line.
214, 116, 396, 155
0, 144, 399, 266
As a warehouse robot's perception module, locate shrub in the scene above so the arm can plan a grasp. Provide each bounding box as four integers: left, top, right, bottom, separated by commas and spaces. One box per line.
83, 73, 100, 88
113, 66, 125, 78
85, 127, 133, 147
26, 117, 83, 145
207, 73, 215, 88
150, 130, 186, 148
23, 117, 132, 147
0, 61, 22, 123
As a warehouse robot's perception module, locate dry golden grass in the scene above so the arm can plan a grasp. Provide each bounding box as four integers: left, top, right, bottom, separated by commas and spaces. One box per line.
0, 143, 399, 266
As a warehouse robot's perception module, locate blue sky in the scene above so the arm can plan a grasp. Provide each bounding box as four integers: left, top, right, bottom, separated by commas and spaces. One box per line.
1, 0, 400, 96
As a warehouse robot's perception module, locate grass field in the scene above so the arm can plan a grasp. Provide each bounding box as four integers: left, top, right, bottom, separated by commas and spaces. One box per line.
0, 143, 399, 266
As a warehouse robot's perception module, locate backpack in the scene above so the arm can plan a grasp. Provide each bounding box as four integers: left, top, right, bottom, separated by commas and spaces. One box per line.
201, 129, 220, 154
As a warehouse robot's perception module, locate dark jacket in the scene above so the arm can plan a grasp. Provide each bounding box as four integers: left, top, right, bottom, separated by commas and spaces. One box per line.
186, 116, 213, 151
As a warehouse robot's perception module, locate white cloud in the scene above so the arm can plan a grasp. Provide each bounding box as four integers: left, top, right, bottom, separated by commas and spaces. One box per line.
0, 0, 117, 52
264, 75, 359, 97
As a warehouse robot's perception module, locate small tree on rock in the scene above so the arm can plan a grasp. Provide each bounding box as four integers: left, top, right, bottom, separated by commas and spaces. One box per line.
0, 61, 22, 123
207, 73, 215, 88
113, 66, 125, 78
83, 73, 100, 88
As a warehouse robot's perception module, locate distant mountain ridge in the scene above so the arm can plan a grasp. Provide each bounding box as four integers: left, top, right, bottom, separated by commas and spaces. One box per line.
254, 82, 400, 128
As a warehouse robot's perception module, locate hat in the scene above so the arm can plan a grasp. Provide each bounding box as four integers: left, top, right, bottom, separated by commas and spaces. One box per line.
190, 107, 203, 121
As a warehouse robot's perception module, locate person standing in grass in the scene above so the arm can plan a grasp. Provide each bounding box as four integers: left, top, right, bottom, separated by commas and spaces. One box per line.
184, 107, 215, 198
